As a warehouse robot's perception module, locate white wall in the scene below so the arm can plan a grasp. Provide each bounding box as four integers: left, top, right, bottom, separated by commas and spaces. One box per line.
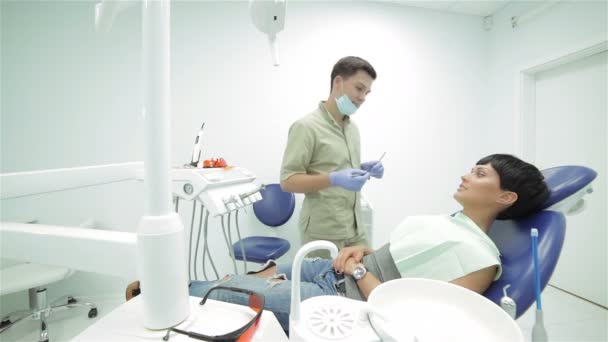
1, 0, 488, 265
170, 1, 489, 248
1, 0, 144, 172
484, 0, 607, 155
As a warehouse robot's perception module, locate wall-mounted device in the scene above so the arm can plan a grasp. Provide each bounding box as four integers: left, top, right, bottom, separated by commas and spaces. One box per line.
249, 0, 286, 66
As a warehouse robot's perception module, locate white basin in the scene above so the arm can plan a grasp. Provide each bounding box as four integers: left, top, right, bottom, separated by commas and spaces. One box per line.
367, 278, 524, 342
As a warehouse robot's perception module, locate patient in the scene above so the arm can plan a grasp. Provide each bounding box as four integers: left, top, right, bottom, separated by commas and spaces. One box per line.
127, 154, 549, 332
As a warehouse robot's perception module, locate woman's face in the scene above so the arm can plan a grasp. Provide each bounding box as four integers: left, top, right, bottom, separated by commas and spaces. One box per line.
453, 163, 506, 209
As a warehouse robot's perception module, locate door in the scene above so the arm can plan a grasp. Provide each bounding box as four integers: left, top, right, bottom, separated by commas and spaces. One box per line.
534, 51, 607, 307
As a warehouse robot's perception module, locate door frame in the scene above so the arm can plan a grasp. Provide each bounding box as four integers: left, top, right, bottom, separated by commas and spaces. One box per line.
514, 35, 608, 162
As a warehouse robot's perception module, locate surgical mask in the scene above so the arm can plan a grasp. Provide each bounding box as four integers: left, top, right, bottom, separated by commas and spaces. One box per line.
335, 82, 358, 116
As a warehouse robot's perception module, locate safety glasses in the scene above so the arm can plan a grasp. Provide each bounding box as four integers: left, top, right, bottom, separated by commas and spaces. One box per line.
162, 286, 264, 342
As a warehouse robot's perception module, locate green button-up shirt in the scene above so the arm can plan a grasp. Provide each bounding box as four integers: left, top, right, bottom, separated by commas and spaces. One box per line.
280, 102, 363, 240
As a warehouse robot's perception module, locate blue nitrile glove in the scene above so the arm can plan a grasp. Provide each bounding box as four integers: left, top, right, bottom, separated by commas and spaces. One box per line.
329, 169, 369, 192
361, 160, 384, 179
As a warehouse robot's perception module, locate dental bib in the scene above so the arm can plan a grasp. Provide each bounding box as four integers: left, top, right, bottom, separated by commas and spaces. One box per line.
389, 213, 502, 282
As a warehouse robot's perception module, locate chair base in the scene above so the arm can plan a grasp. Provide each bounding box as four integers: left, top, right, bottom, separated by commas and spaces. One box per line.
0, 288, 97, 342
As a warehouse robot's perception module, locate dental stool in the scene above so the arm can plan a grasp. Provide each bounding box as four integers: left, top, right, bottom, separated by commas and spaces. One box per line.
484, 165, 597, 318
232, 183, 294, 264
0, 260, 97, 342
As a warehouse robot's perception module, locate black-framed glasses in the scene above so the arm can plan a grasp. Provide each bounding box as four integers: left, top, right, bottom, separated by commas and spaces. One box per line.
162, 286, 264, 342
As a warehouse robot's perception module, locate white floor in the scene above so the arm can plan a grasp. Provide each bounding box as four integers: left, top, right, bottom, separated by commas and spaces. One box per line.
516, 285, 607, 342
1, 285, 606, 342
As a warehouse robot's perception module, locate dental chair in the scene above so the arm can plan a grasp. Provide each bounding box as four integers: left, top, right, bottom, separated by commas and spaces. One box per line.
483, 165, 597, 318
231, 183, 294, 264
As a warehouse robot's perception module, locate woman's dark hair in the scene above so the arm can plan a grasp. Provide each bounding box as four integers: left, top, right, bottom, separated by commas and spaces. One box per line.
477, 154, 550, 220
330, 56, 377, 91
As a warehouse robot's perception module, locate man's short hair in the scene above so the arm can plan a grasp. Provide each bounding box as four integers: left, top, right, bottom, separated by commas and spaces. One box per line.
330, 56, 377, 91
477, 154, 550, 220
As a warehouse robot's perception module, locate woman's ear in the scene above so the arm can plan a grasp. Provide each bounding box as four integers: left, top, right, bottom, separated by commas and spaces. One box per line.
497, 191, 518, 206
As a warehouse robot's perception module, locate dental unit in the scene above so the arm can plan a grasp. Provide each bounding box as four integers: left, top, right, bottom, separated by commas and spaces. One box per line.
1, 0, 266, 332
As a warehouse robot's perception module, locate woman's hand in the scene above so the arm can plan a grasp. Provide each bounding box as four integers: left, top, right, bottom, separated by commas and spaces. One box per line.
333, 245, 372, 273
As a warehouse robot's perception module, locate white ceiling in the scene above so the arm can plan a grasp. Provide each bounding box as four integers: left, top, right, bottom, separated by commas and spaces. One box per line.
375, 0, 511, 17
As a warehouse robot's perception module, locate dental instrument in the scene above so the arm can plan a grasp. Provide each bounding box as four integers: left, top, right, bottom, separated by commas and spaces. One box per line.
189, 123, 205, 167
233, 210, 249, 273
188, 201, 198, 282
187, 201, 222, 282
174, 196, 180, 212
221, 215, 239, 274
361, 152, 385, 179
200, 209, 219, 280
531, 228, 548, 342
193, 203, 205, 281
500, 284, 517, 319
373, 152, 386, 176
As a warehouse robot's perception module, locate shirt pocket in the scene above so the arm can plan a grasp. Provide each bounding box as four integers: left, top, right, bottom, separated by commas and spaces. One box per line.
307, 195, 349, 239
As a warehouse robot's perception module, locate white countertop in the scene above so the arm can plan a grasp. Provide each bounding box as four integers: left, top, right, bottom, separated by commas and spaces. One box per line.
73, 295, 288, 341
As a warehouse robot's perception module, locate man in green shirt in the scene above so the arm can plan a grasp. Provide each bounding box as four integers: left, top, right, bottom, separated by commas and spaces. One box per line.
280, 56, 384, 258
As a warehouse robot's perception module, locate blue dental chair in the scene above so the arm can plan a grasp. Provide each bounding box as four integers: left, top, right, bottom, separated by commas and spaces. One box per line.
483, 166, 597, 318
231, 184, 294, 264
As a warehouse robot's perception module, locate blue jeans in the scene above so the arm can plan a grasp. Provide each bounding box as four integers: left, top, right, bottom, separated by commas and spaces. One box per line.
188, 258, 341, 332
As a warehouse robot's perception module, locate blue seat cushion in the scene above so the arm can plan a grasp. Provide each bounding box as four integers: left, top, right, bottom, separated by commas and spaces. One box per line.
232, 236, 291, 263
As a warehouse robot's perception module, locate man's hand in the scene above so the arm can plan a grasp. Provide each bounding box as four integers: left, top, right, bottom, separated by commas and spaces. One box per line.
342, 257, 359, 275
329, 169, 369, 191
333, 245, 372, 273
361, 160, 384, 179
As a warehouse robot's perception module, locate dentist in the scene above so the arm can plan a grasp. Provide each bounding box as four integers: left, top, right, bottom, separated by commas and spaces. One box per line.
280, 56, 384, 258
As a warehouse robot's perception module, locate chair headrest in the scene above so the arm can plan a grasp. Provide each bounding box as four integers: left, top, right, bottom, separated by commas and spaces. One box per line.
540, 165, 597, 209
253, 184, 295, 227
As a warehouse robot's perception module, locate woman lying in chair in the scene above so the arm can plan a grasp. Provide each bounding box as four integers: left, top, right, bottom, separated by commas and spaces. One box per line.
126, 154, 550, 333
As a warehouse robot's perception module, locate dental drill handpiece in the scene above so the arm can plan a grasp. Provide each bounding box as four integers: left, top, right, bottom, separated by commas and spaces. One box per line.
190, 123, 205, 167
500, 284, 517, 319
